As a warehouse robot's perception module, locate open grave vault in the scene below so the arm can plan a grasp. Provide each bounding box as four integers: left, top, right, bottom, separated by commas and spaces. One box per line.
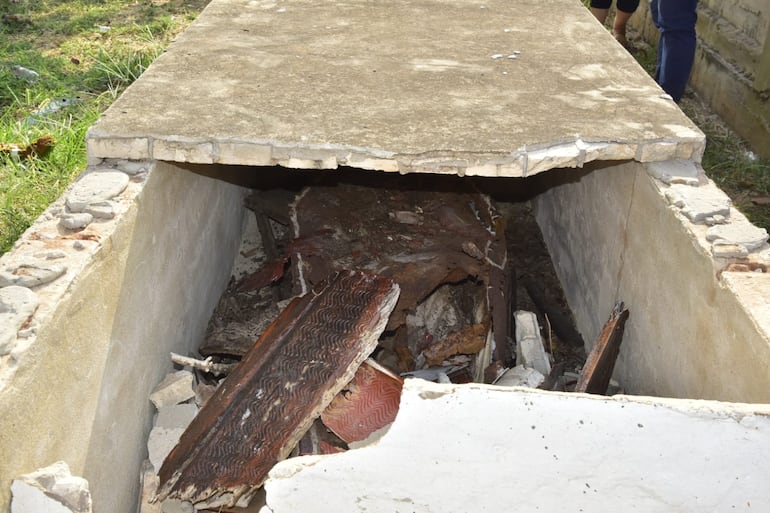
2, 0, 770, 511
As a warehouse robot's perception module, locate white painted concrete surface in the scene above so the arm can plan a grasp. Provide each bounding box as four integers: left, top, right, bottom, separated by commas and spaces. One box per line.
261, 379, 770, 513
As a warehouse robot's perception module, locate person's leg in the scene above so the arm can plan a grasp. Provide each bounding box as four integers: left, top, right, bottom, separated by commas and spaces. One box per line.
612, 0, 640, 45
649, 0, 662, 82
590, 0, 612, 25
654, 0, 698, 102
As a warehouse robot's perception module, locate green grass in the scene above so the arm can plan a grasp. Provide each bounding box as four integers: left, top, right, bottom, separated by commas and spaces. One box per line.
0, 0, 209, 254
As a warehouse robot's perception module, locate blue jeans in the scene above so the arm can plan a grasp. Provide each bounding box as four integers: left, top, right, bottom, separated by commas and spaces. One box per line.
650, 0, 698, 102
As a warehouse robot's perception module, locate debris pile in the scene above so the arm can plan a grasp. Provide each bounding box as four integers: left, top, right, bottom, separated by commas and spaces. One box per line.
139, 177, 628, 512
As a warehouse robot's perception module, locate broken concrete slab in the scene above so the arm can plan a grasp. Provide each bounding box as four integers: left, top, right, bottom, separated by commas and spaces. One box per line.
157, 270, 400, 507
10, 461, 92, 513
86, 0, 703, 174
260, 379, 770, 513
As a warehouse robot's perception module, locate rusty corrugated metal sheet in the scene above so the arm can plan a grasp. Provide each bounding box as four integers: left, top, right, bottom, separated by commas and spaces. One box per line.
156, 270, 400, 507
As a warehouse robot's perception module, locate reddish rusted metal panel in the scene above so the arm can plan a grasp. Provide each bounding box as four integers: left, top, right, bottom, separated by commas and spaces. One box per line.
156, 270, 400, 507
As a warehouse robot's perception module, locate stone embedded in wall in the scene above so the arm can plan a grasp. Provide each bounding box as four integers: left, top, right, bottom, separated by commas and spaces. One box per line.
646, 159, 702, 185
112, 159, 151, 175
10, 461, 92, 513
84, 201, 117, 220
0, 260, 66, 288
65, 170, 129, 213
59, 213, 94, 230
707, 218, 770, 253
0, 286, 38, 356
664, 183, 731, 224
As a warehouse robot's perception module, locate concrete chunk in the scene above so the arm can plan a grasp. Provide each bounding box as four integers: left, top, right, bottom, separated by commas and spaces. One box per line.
150, 370, 196, 410
494, 365, 545, 388
10, 461, 92, 513
148, 403, 199, 474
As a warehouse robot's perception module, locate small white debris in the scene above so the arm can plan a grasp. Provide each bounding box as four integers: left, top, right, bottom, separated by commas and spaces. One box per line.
507, 54, 518, 60
491, 54, 504, 60
97, 25, 111, 32
10, 461, 92, 513
494, 365, 545, 388
503, 28, 511, 32
276, 7, 286, 12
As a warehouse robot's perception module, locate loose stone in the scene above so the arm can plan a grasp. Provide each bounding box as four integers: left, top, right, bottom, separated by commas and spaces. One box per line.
10, 461, 92, 513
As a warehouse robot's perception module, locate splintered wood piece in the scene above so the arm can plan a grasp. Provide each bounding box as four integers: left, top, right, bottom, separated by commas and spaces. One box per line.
575, 302, 630, 395
156, 270, 400, 507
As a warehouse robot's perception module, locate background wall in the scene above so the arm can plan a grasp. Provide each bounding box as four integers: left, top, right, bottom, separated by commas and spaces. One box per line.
629, 0, 770, 160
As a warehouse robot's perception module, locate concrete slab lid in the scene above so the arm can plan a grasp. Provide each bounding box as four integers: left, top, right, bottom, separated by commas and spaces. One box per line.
86, 0, 704, 176
261, 379, 770, 512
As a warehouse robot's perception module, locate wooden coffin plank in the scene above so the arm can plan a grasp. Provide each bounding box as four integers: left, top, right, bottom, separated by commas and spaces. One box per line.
156, 270, 400, 506
575, 302, 629, 395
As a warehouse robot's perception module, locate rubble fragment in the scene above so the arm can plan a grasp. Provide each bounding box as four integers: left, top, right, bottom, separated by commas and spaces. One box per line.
156, 270, 399, 507
65, 170, 129, 213
149, 370, 196, 409
148, 403, 199, 474
10, 461, 92, 513
514, 310, 551, 376
493, 365, 545, 388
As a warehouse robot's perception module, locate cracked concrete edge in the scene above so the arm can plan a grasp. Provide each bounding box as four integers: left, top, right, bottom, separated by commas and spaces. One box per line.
0, 159, 151, 391
86, 132, 705, 178
646, 160, 770, 265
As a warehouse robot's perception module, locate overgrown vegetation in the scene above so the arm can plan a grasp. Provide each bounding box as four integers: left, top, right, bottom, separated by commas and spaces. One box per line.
1, 1, 768, 255
0, 0, 209, 254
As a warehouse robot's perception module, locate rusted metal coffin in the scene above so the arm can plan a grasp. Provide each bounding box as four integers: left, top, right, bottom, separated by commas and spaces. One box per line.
156, 270, 400, 507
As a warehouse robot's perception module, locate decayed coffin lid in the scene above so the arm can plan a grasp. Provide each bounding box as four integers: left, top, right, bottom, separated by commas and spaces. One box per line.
156, 270, 400, 506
